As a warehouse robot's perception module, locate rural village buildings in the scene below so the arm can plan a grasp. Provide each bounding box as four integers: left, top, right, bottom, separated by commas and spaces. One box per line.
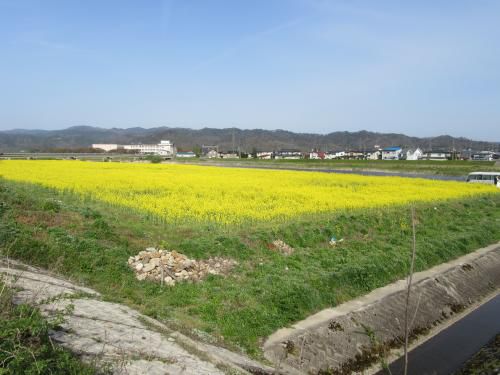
91, 144, 120, 152
309, 150, 347, 159
381, 146, 403, 160
176, 151, 196, 158
406, 148, 423, 160
92, 140, 175, 157
328, 151, 346, 159
123, 140, 174, 156
366, 150, 381, 160
309, 151, 326, 159
219, 151, 240, 159
256, 151, 273, 159
423, 150, 457, 161
274, 149, 302, 159
472, 151, 497, 161
92, 140, 499, 162
201, 145, 219, 158
205, 150, 219, 158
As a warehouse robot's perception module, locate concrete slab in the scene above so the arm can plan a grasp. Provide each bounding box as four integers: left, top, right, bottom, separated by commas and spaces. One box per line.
0, 259, 272, 374
263, 242, 500, 374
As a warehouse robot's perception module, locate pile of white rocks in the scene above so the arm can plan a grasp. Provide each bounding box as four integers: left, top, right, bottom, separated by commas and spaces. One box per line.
270, 240, 294, 256
128, 248, 237, 287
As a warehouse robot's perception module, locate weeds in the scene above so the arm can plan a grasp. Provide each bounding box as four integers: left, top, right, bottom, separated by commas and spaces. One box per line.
0, 178, 499, 357
0, 280, 100, 374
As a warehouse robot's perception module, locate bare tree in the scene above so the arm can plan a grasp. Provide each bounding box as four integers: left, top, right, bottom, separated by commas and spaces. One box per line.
403, 206, 417, 375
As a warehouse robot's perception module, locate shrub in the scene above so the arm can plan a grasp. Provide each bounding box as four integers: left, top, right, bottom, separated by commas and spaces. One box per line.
145, 155, 163, 164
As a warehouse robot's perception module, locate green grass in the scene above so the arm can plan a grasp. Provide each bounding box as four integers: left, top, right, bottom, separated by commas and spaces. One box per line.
0, 281, 101, 374
174, 158, 500, 176
0, 178, 499, 357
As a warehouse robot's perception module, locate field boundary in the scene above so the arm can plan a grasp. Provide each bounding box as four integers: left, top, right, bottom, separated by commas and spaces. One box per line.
1, 172, 499, 361
0, 258, 275, 375
172, 161, 466, 181
263, 242, 500, 374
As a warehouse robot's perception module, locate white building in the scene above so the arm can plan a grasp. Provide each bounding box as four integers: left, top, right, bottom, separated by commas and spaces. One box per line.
472, 151, 495, 161
201, 145, 219, 158
309, 151, 326, 160
176, 151, 196, 158
367, 150, 382, 160
382, 147, 403, 160
406, 148, 423, 161
274, 149, 302, 159
325, 151, 345, 159
124, 140, 174, 156
219, 152, 239, 159
92, 144, 119, 152
424, 150, 453, 161
256, 152, 273, 159
206, 149, 219, 158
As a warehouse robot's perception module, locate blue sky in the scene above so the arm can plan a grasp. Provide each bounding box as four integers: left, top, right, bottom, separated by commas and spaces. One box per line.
1, 0, 499, 140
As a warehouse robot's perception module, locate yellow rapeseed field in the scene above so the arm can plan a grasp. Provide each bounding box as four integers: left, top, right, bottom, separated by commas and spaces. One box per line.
0, 160, 496, 224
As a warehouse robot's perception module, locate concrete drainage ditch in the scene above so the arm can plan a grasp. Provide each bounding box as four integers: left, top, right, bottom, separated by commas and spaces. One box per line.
2, 242, 499, 374
263, 242, 500, 374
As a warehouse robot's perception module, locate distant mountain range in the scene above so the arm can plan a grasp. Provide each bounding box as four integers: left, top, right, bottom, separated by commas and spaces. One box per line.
0, 126, 498, 152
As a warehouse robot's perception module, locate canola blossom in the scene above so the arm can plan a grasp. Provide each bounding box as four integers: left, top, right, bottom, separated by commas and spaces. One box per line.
0, 160, 496, 224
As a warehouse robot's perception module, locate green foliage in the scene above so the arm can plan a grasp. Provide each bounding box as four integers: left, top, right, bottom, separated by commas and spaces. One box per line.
192, 145, 202, 157
251, 147, 258, 159
41, 198, 62, 212
0, 201, 9, 216
0, 179, 499, 357
0, 282, 98, 374
81, 207, 102, 219
145, 154, 163, 164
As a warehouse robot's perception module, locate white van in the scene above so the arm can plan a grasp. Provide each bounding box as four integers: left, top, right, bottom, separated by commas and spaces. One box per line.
466, 172, 500, 187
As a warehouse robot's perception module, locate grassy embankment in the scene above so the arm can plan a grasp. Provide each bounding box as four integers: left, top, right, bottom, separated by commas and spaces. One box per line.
0, 280, 101, 374
174, 158, 500, 176
0, 178, 499, 357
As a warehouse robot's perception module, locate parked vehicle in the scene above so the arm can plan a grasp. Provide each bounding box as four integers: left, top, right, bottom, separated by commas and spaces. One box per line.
466, 172, 500, 187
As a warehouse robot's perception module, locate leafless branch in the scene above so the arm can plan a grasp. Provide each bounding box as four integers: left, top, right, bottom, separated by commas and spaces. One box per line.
403, 206, 417, 375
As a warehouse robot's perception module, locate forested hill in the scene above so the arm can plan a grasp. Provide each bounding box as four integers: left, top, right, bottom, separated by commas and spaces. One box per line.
0, 126, 497, 152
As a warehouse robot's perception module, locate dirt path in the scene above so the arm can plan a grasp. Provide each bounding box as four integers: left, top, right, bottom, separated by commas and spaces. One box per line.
0, 258, 272, 375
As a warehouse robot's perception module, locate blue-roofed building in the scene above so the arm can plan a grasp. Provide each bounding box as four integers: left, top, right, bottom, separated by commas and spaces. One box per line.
382, 146, 403, 160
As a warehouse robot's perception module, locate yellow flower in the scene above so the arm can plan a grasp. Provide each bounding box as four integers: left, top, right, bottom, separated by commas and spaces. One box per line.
1, 160, 496, 225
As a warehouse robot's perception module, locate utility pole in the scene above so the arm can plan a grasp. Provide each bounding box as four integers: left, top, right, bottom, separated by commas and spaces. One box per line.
232, 128, 235, 153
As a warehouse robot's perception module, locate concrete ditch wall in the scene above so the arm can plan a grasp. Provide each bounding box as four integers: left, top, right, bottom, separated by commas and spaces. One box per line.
263, 243, 500, 374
